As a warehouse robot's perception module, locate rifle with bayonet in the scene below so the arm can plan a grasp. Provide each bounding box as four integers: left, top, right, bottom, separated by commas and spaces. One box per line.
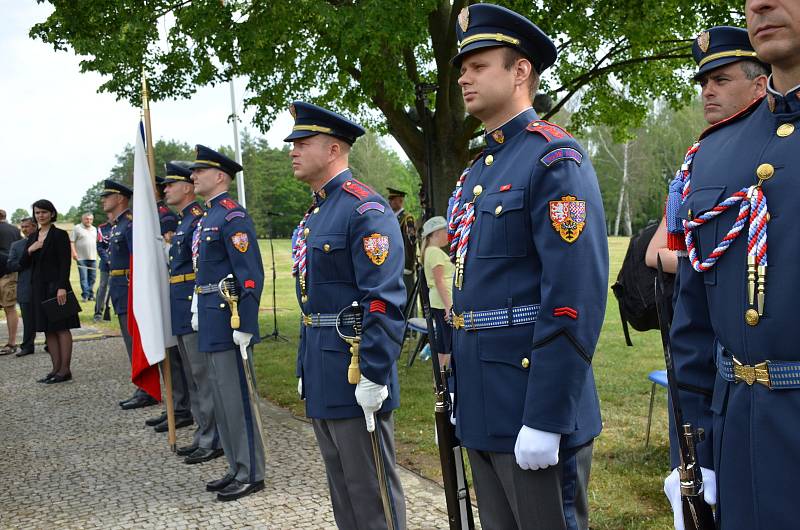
416, 261, 474, 530
655, 257, 715, 530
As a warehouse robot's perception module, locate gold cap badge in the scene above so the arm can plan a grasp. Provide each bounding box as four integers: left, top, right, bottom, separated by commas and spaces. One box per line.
458, 7, 470, 33
697, 31, 710, 53
289, 104, 297, 119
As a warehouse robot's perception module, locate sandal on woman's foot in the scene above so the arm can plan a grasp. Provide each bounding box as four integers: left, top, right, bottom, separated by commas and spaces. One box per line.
0, 344, 18, 355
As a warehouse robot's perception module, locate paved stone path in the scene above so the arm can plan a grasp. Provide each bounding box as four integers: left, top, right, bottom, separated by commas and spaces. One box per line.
0, 327, 460, 529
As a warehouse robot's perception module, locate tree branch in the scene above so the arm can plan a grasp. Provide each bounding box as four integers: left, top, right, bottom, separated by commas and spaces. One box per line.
545, 51, 691, 119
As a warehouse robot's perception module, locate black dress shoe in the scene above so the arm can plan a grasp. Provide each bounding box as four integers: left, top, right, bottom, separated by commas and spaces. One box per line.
15, 349, 34, 357
119, 394, 139, 407
120, 394, 158, 410
206, 472, 235, 492
176, 444, 199, 457
145, 412, 168, 427
45, 372, 72, 384
217, 479, 264, 502
37, 372, 55, 383
185, 447, 224, 465
153, 415, 193, 432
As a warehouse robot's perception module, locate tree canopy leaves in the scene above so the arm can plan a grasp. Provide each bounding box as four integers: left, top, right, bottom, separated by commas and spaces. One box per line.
32, 0, 742, 214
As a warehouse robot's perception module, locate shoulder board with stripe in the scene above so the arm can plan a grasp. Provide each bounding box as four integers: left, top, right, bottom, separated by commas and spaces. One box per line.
342, 179, 373, 200
219, 198, 239, 210
526, 120, 572, 142
699, 95, 764, 140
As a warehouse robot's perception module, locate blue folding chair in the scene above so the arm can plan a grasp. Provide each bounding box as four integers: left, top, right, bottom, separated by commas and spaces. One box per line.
405, 317, 429, 367
645, 369, 668, 448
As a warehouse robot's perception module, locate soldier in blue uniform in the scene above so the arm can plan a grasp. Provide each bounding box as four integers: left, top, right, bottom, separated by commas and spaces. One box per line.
647, 25, 768, 274
100, 180, 158, 410
190, 145, 265, 501
155, 176, 179, 242
288, 101, 407, 529
93, 220, 112, 321
664, 1, 800, 528
447, 5, 608, 529
161, 162, 223, 464
145, 175, 194, 434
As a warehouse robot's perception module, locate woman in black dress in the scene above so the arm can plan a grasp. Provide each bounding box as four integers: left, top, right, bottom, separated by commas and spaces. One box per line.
21, 200, 80, 383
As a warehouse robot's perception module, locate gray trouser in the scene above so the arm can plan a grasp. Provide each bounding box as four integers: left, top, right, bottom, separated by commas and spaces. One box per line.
312, 413, 407, 530
161, 345, 191, 415
94, 270, 109, 318
468, 441, 593, 530
177, 333, 220, 450
117, 314, 148, 399
205, 348, 265, 483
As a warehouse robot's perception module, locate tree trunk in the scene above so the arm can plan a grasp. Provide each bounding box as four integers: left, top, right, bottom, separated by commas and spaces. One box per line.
614, 141, 631, 236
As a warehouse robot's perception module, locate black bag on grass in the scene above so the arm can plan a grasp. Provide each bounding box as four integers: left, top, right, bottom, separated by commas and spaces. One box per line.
611, 222, 674, 346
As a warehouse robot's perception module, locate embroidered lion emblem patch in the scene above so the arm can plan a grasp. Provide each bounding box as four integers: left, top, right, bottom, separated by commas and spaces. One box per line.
231, 232, 249, 253
362, 233, 390, 265
549, 195, 586, 243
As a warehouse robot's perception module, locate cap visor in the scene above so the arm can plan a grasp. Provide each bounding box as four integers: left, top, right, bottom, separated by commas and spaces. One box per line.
284, 130, 319, 142
695, 56, 752, 80
452, 41, 511, 66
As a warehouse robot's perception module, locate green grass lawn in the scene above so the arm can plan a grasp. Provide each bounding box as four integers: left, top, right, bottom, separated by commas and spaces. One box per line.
67, 235, 672, 529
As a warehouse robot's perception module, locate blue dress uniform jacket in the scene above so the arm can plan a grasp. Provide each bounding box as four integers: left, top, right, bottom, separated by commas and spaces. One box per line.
670, 88, 800, 529
169, 202, 203, 336
158, 201, 179, 235
97, 222, 112, 273
295, 170, 405, 420
195, 192, 264, 353
108, 209, 133, 315
450, 108, 608, 454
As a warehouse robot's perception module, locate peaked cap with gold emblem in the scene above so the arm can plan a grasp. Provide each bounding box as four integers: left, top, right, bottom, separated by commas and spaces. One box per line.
692, 26, 768, 80
283, 101, 366, 145
451, 3, 557, 74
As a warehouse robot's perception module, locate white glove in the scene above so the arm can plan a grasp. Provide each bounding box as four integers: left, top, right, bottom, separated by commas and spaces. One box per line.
514, 426, 561, 470
664, 467, 716, 530
297, 378, 303, 398
354, 375, 388, 432
190, 295, 198, 331
449, 393, 456, 426
233, 330, 252, 347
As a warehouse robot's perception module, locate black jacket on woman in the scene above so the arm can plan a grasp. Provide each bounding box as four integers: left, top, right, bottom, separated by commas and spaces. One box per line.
20, 226, 80, 332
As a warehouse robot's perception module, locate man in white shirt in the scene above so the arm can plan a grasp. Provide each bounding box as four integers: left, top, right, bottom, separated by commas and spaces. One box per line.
70, 213, 98, 302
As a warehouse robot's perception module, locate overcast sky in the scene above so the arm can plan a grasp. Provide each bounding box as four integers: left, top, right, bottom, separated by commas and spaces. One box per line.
0, 2, 299, 217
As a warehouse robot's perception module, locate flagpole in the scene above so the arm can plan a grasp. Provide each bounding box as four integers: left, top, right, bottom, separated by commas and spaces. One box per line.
228, 79, 246, 208
142, 68, 177, 452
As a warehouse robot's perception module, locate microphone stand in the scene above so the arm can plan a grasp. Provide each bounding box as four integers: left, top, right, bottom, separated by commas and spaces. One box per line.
267, 213, 287, 342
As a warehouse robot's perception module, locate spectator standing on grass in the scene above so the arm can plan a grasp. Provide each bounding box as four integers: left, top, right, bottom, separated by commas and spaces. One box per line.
70, 213, 98, 302
0, 209, 22, 355
5, 217, 38, 356
420, 216, 454, 371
